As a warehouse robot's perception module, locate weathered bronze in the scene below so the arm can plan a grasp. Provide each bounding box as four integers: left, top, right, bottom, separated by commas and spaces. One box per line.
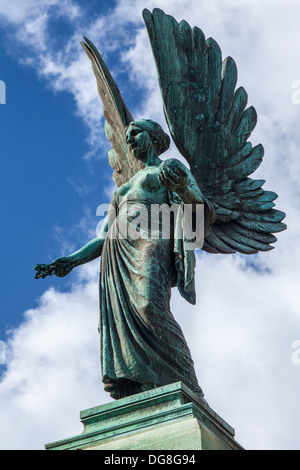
34, 9, 286, 401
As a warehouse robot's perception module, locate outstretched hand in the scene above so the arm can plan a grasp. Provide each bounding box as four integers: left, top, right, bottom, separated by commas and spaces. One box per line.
158, 159, 189, 192
34, 257, 75, 279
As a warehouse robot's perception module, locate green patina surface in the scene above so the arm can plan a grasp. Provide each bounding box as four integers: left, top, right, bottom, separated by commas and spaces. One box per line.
45, 382, 244, 450
35, 8, 286, 405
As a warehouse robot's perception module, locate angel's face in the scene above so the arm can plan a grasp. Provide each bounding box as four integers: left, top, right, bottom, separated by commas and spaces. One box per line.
125, 124, 156, 161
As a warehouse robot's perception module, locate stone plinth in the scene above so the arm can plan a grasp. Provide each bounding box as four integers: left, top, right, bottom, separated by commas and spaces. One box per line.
45, 382, 244, 450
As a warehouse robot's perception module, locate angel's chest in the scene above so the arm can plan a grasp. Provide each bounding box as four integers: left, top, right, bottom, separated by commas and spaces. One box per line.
136, 171, 161, 191
117, 171, 167, 205
125, 171, 161, 194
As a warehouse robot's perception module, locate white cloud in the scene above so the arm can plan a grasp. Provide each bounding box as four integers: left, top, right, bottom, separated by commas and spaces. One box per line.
0, 262, 108, 450
0, 0, 81, 24
0, 341, 5, 364
173, 249, 300, 449
1, 0, 300, 450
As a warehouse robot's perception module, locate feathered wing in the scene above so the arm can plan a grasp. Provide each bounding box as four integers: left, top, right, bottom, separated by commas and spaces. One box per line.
81, 37, 144, 186
143, 8, 286, 254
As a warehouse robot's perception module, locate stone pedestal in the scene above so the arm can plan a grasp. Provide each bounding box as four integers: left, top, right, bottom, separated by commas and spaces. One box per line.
45, 382, 244, 450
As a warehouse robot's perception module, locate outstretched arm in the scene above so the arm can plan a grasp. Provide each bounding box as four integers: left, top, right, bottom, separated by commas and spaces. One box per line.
34, 214, 110, 279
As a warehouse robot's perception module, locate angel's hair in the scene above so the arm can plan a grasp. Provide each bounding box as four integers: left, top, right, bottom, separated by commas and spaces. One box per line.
126, 119, 170, 156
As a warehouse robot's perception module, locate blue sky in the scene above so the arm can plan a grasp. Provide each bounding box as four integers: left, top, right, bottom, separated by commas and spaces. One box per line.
1, 44, 88, 332
0, 0, 299, 451
0, 0, 136, 335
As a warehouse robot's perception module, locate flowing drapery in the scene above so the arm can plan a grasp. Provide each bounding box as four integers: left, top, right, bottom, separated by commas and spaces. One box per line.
99, 196, 204, 397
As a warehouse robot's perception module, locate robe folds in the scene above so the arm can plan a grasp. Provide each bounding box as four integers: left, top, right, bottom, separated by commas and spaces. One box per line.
99, 195, 204, 397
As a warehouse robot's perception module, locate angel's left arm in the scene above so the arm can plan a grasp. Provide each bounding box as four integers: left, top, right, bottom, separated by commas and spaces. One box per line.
177, 171, 205, 206
178, 169, 217, 234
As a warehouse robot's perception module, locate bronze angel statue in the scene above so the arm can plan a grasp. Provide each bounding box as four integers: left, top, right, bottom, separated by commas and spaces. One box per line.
34, 9, 286, 401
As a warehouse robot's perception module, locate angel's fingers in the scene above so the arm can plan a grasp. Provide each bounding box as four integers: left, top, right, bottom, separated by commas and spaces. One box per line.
163, 169, 184, 189
161, 166, 178, 182
34, 263, 45, 271
35, 270, 47, 279
160, 172, 174, 188
167, 166, 183, 182
158, 171, 167, 184
160, 168, 169, 181
158, 172, 173, 190
171, 162, 186, 176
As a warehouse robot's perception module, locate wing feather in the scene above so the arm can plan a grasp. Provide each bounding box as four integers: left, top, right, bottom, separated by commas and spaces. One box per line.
143, 8, 286, 254
223, 86, 248, 140
81, 37, 143, 186
216, 56, 238, 124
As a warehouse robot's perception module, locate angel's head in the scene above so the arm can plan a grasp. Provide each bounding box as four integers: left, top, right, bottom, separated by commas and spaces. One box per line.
125, 119, 170, 162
